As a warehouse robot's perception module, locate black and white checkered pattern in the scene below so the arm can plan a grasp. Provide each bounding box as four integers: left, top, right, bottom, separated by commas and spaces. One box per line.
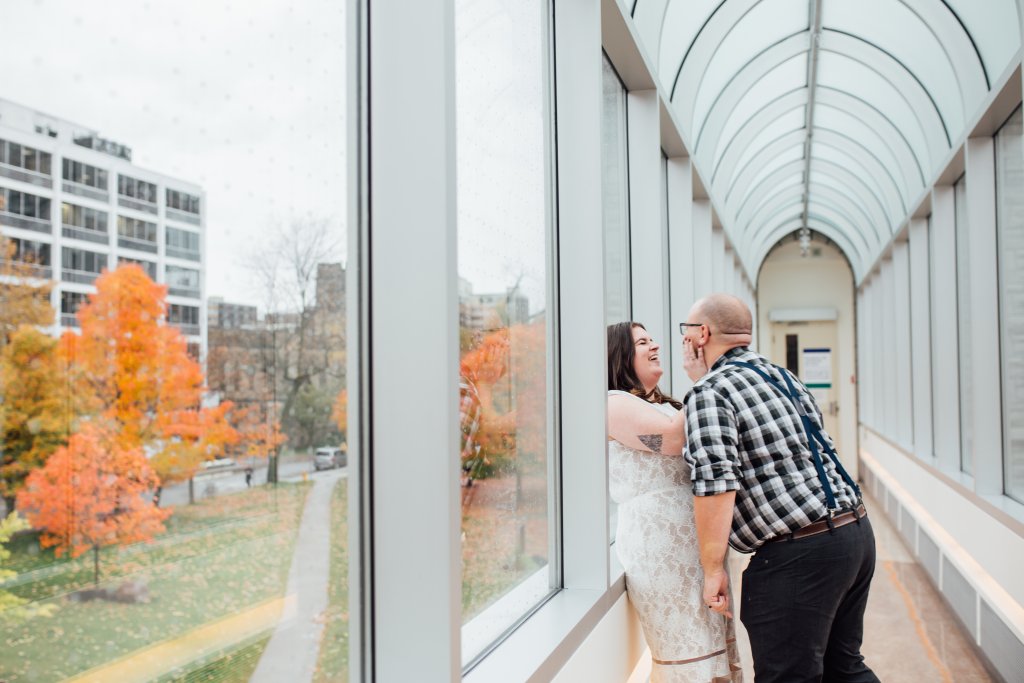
684, 347, 860, 553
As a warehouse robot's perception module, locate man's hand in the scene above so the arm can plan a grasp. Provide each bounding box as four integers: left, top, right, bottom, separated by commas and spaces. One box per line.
702, 566, 732, 619
683, 339, 709, 382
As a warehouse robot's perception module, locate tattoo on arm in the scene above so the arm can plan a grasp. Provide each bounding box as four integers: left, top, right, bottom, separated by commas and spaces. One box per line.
637, 434, 664, 454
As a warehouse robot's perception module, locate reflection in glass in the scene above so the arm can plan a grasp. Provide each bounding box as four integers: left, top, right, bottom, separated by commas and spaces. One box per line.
456, 0, 553, 665
996, 105, 1024, 503
603, 54, 631, 326
0, 2, 350, 681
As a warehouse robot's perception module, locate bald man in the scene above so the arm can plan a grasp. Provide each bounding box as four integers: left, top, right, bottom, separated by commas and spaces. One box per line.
681, 294, 878, 683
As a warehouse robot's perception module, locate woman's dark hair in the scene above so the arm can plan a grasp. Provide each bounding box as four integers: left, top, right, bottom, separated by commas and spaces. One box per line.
607, 321, 682, 410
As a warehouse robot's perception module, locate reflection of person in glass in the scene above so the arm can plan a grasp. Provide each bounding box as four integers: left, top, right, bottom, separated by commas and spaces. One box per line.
607, 322, 742, 682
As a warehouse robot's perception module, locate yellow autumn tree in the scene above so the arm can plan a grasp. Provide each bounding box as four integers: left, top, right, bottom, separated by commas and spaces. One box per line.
0, 326, 70, 513
0, 237, 53, 349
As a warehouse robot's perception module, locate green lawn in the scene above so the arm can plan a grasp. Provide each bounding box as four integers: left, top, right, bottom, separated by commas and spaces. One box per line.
0, 483, 311, 683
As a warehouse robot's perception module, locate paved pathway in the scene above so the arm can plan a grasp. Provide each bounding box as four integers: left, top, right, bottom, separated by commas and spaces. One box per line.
250, 468, 345, 683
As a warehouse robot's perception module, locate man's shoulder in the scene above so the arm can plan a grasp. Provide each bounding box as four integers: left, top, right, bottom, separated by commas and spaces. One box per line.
696, 349, 768, 388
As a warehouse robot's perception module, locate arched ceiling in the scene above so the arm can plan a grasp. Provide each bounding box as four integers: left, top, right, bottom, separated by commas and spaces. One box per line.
629, 0, 1021, 281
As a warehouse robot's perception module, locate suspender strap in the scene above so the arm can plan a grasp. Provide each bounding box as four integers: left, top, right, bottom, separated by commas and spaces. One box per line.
727, 361, 861, 510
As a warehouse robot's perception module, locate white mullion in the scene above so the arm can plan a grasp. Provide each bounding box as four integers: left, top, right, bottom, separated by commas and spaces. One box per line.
858, 283, 868, 429
723, 245, 735, 295
711, 225, 725, 292
367, 1, 461, 679
930, 185, 961, 471
347, 0, 368, 680
908, 217, 933, 460
892, 240, 913, 448
880, 259, 897, 439
692, 200, 713, 299
627, 89, 667, 367
965, 137, 1004, 495
874, 273, 886, 433
555, 0, 609, 592
668, 156, 695, 393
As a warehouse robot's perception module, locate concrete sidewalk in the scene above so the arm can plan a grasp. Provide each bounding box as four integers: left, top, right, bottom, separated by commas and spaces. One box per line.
250, 468, 345, 682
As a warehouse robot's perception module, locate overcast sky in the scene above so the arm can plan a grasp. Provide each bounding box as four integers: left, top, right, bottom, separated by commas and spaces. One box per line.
5, 0, 548, 313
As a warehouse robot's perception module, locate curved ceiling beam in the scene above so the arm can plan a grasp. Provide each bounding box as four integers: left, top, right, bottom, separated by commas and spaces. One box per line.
815, 90, 926, 190
692, 33, 808, 160
731, 153, 889, 248
900, 0, 989, 93
724, 133, 806, 210
711, 90, 807, 189
743, 211, 867, 275
733, 159, 805, 227
753, 214, 870, 277
741, 183, 879, 260
813, 128, 908, 218
819, 29, 952, 156
745, 195, 875, 263
669, 0, 761, 119
751, 217, 867, 280
740, 188, 873, 265
807, 159, 895, 234
723, 126, 906, 230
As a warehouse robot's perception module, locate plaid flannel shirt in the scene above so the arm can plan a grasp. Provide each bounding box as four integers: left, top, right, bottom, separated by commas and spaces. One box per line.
684, 347, 860, 552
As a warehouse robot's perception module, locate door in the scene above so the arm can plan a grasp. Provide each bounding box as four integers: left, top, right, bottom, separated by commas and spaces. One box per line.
770, 320, 840, 439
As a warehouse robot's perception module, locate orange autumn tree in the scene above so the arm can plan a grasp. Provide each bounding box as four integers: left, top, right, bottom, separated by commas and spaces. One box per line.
236, 405, 288, 463
17, 424, 170, 584
0, 326, 70, 513
459, 321, 547, 479
59, 264, 237, 503
332, 388, 347, 438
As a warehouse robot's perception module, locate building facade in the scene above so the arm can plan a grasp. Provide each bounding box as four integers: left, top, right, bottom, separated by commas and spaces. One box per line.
0, 98, 205, 356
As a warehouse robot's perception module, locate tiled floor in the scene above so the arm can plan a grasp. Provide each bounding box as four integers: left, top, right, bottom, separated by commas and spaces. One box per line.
728, 491, 996, 682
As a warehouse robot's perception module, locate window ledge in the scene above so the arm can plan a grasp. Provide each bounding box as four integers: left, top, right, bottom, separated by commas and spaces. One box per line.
463, 571, 626, 682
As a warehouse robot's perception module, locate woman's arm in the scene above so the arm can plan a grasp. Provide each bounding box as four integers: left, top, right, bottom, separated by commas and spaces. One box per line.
607, 393, 687, 455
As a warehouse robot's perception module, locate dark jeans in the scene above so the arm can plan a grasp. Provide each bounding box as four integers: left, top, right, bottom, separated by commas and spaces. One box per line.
740, 515, 880, 683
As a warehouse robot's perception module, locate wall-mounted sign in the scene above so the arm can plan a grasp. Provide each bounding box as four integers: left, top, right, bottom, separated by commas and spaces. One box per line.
803, 347, 832, 388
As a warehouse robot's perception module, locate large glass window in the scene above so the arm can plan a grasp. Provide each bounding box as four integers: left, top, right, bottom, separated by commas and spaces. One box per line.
3, 3, 351, 681
166, 226, 200, 260
117, 215, 158, 252
0, 138, 52, 175
0, 188, 51, 220
166, 264, 201, 297
166, 188, 201, 214
602, 53, 631, 325
955, 174, 973, 474
996, 105, 1024, 503
118, 256, 157, 280
456, 0, 554, 666
118, 174, 157, 203
62, 202, 108, 232
61, 158, 109, 190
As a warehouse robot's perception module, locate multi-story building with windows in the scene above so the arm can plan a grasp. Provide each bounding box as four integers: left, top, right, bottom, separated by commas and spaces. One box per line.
0, 98, 205, 356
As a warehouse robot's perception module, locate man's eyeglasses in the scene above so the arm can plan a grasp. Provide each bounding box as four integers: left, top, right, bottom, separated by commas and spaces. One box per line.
679, 322, 703, 334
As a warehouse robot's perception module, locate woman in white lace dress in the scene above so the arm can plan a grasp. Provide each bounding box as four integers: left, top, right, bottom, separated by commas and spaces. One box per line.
607, 322, 742, 683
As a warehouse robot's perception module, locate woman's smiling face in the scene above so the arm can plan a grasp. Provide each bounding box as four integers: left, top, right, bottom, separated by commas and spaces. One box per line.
632, 325, 663, 392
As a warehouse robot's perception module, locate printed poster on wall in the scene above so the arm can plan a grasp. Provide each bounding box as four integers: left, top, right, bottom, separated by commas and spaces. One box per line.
802, 348, 832, 389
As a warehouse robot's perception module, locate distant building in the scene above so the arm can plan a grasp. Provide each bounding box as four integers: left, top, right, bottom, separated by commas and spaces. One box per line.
0, 97, 206, 356
208, 297, 258, 329
459, 280, 530, 331
206, 263, 347, 448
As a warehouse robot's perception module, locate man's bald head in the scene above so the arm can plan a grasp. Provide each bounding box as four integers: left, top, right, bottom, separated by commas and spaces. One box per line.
692, 293, 752, 336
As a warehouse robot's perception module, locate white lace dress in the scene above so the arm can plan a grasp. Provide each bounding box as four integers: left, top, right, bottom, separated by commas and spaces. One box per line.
609, 392, 742, 683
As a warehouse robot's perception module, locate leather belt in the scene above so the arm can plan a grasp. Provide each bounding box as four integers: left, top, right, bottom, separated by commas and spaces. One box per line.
769, 503, 867, 543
